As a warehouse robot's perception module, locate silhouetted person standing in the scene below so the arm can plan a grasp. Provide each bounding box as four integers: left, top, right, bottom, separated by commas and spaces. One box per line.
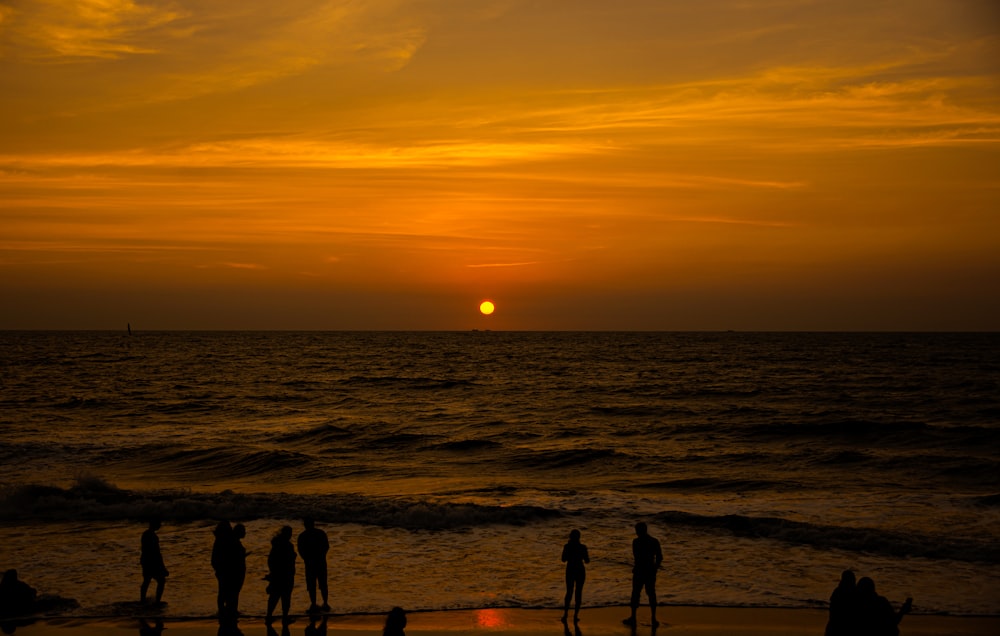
825, 569, 857, 636
212, 521, 233, 616
140, 519, 168, 605
214, 522, 248, 620
265, 526, 297, 625
855, 577, 911, 636
297, 518, 330, 612
227, 524, 248, 617
560, 529, 590, 623
623, 522, 663, 628
383, 607, 406, 636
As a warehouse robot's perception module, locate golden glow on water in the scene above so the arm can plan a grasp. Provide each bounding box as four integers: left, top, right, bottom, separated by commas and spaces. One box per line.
475, 609, 510, 629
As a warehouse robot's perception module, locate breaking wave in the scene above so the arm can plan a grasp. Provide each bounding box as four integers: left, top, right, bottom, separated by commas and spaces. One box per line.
655, 510, 1000, 564
0, 477, 561, 530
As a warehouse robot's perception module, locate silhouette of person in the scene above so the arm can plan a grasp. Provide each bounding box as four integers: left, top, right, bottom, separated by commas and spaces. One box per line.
139, 519, 168, 605
226, 524, 248, 616
560, 529, 590, 623
0, 570, 36, 618
214, 522, 248, 620
212, 521, 233, 616
825, 569, 857, 636
623, 522, 663, 628
383, 607, 406, 636
265, 526, 297, 625
855, 577, 912, 636
297, 518, 331, 612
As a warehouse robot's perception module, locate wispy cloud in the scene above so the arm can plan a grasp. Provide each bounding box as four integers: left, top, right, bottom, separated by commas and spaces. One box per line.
0, 0, 184, 59
1, 0, 430, 107
218, 262, 267, 270
151, 1, 429, 101
669, 216, 797, 228
466, 261, 541, 269
0, 137, 608, 171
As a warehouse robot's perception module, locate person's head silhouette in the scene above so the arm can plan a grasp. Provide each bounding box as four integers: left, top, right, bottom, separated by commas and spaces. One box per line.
857, 576, 876, 598
839, 570, 856, 587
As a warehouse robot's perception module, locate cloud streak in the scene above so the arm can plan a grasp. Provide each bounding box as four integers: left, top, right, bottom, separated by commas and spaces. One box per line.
0, 0, 184, 59
0, 0, 998, 329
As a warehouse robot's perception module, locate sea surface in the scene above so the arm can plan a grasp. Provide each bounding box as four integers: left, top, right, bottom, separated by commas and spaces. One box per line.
1, 331, 998, 618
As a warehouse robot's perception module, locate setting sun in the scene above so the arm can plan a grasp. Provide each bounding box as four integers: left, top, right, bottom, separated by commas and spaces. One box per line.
479, 301, 495, 316
0, 1, 997, 331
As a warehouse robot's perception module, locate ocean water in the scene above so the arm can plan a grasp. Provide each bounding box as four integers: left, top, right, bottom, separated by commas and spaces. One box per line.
0, 331, 998, 618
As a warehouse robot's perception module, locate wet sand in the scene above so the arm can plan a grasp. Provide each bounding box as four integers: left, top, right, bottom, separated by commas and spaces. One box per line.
7, 606, 1000, 636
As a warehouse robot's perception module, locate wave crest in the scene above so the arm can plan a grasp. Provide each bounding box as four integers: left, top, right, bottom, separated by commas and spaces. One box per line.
655, 510, 999, 564
0, 479, 561, 530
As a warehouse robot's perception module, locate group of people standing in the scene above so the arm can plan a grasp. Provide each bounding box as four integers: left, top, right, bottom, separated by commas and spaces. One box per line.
138, 518, 665, 628
141, 519, 912, 633
560, 522, 664, 628
140, 517, 331, 626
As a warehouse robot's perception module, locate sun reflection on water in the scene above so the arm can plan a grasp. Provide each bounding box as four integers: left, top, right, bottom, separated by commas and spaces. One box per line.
475, 608, 511, 629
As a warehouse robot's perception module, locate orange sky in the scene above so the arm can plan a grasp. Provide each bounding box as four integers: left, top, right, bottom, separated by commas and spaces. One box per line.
2, 0, 999, 330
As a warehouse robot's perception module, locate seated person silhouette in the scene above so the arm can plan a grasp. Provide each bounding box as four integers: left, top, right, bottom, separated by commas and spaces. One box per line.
855, 577, 912, 636
0, 570, 36, 618
825, 569, 857, 636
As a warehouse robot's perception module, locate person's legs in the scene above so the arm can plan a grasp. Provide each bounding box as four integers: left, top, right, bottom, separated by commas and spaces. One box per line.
624, 574, 642, 625
562, 572, 574, 620
305, 563, 318, 608
216, 576, 226, 614
232, 575, 244, 615
645, 578, 658, 625
573, 572, 585, 620
316, 561, 329, 607
223, 579, 241, 616
281, 589, 292, 622
154, 576, 165, 603
140, 576, 151, 603
266, 592, 279, 623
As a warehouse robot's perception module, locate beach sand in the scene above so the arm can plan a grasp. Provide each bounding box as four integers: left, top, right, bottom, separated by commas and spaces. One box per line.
8, 606, 999, 636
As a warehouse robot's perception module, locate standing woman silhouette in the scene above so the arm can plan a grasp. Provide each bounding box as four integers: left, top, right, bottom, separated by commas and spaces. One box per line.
211, 521, 233, 616
140, 519, 168, 605
265, 526, 297, 625
560, 529, 590, 623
